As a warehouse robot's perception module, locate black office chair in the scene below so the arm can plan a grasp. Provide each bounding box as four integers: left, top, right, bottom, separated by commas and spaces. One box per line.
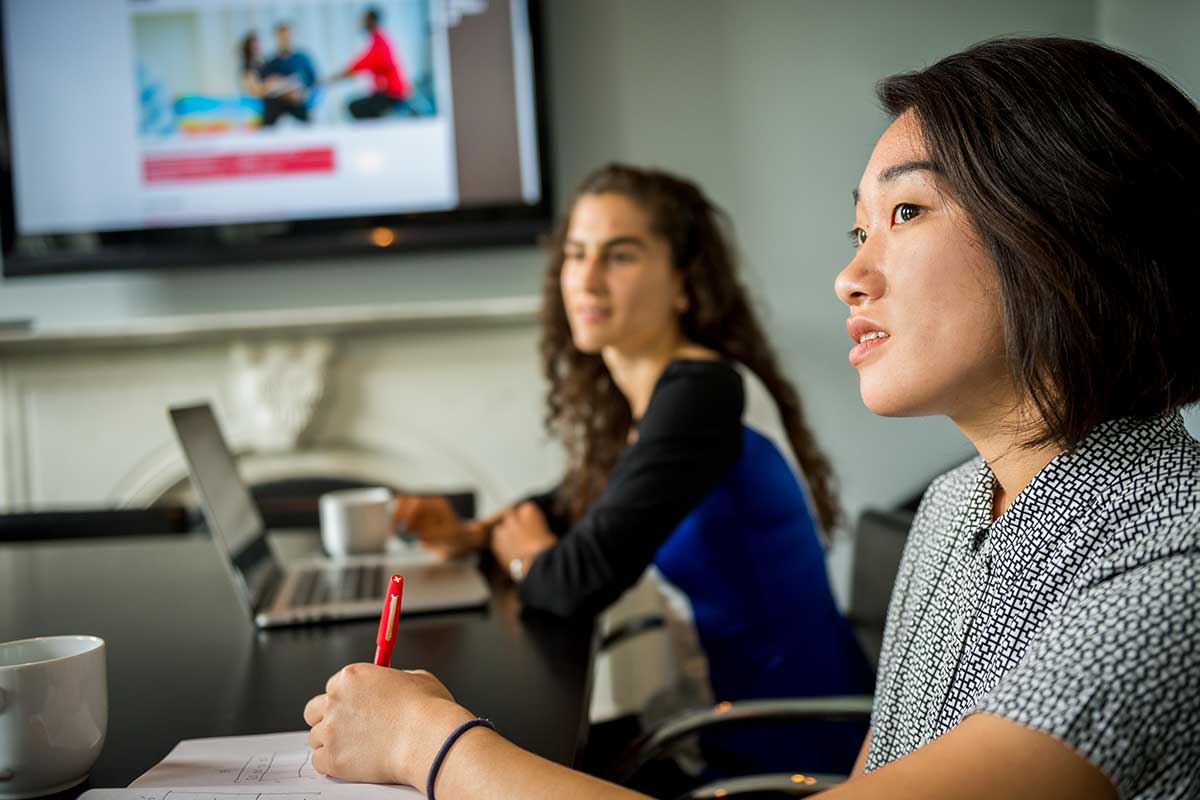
249, 477, 476, 530
0, 504, 192, 542
603, 508, 914, 798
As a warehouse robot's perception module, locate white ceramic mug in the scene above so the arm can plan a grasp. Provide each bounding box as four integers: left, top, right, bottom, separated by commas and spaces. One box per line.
0, 635, 107, 800
319, 487, 396, 557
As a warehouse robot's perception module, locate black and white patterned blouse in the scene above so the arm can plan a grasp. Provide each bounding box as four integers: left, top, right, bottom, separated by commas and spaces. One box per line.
866, 412, 1200, 798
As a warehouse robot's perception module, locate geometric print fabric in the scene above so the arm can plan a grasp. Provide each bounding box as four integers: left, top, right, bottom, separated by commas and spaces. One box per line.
865, 412, 1200, 799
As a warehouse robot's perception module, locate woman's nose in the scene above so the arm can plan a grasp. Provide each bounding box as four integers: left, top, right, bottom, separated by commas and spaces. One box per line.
576, 255, 605, 291
834, 249, 882, 307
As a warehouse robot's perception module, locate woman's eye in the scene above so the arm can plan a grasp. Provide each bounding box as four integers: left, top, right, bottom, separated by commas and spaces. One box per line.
609, 251, 636, 264
891, 203, 922, 225
847, 228, 867, 248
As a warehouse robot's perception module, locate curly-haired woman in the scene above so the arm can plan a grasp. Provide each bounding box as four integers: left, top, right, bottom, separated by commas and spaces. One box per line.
395, 163, 870, 773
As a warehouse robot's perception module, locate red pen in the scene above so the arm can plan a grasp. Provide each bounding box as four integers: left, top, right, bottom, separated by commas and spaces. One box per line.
374, 574, 404, 667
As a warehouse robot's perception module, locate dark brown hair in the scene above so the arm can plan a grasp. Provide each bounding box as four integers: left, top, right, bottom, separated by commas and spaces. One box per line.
540, 164, 841, 535
239, 32, 258, 73
878, 37, 1200, 447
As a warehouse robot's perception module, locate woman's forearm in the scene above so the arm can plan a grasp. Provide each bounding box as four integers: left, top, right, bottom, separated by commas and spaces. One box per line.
848, 730, 871, 780
434, 727, 650, 800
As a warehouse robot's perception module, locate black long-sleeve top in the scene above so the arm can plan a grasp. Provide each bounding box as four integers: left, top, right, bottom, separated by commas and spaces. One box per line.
517, 359, 745, 618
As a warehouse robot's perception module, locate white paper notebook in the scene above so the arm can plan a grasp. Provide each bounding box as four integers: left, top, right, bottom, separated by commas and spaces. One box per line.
80, 731, 419, 800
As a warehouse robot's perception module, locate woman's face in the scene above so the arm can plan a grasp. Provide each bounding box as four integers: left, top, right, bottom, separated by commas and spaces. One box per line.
560, 192, 687, 356
834, 112, 1013, 425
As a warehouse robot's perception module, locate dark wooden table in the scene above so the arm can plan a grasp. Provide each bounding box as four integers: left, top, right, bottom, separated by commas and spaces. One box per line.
0, 533, 596, 795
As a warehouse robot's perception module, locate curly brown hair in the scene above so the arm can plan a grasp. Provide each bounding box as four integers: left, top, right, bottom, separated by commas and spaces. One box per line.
539, 163, 842, 536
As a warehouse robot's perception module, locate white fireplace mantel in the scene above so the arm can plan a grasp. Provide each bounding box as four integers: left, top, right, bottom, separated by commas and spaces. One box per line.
0, 293, 671, 724
0, 296, 558, 513
0, 296, 541, 354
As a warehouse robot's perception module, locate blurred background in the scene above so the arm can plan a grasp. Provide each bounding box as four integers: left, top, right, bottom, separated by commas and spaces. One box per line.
1, 0, 1197, 717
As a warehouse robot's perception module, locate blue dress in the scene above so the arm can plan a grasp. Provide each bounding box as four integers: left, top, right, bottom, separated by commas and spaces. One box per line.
655, 424, 872, 774
520, 359, 872, 773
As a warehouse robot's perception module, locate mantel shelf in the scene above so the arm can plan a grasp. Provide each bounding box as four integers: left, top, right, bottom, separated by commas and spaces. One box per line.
0, 296, 540, 354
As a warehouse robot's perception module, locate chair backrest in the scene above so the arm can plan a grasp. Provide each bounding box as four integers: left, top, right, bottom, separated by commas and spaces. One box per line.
250, 477, 476, 530
845, 509, 914, 669
0, 506, 191, 542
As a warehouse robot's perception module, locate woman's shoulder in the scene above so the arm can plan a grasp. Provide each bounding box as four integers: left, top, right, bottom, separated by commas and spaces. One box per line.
662, 350, 737, 379
663, 344, 727, 374
657, 354, 743, 400
1088, 415, 1200, 564
642, 355, 744, 433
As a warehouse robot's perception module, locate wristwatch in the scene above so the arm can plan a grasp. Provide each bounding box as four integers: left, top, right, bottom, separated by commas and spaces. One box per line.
508, 556, 526, 583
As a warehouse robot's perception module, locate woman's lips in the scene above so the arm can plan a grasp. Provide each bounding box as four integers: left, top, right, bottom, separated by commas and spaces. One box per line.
845, 318, 889, 367
573, 307, 611, 324
849, 335, 889, 366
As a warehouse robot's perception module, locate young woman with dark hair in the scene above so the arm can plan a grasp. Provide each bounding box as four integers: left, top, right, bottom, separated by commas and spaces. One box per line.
832, 36, 1200, 799
393, 163, 868, 773
238, 32, 265, 97
303, 37, 1199, 799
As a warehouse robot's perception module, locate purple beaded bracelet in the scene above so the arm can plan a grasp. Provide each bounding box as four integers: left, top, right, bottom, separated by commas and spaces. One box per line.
426, 717, 495, 800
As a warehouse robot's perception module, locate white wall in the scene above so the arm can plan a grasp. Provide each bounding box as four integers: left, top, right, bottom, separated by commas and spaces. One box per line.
4, 0, 1199, 522
1099, 0, 1200, 99
542, 0, 1099, 519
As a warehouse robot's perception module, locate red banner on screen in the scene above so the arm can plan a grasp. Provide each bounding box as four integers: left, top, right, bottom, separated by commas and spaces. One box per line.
143, 147, 335, 183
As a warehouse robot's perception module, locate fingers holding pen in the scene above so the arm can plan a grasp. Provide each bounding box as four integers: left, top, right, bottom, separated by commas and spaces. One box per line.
393, 495, 420, 530
302, 663, 468, 786
303, 693, 327, 727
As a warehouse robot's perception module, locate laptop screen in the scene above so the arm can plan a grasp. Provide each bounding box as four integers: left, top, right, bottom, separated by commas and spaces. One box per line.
168, 404, 275, 601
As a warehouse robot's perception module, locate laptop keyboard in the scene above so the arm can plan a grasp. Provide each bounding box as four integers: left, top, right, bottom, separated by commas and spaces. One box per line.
290, 564, 389, 607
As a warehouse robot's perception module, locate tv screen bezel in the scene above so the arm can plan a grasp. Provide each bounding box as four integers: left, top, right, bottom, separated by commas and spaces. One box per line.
0, 0, 553, 278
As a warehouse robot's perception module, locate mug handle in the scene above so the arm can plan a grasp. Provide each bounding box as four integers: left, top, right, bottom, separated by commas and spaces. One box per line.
0, 690, 10, 782
0, 690, 13, 777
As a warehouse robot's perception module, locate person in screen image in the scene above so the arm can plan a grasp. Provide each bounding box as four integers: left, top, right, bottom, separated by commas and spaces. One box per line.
239, 32, 266, 97
302, 38, 1200, 800
259, 21, 317, 126
327, 7, 412, 119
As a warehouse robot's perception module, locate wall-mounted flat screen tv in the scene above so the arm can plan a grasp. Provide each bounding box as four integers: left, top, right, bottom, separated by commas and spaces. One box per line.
0, 0, 550, 276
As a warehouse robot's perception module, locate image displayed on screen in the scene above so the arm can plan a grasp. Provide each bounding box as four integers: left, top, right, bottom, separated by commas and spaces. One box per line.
129, 0, 455, 225
135, 2, 438, 138
2, 0, 542, 241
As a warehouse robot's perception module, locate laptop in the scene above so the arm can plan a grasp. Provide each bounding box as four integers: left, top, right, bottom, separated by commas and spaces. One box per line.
168, 403, 491, 628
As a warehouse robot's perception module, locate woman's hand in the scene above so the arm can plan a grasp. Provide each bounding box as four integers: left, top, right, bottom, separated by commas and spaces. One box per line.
305, 665, 649, 799
491, 502, 556, 578
303, 664, 476, 787
395, 495, 489, 559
